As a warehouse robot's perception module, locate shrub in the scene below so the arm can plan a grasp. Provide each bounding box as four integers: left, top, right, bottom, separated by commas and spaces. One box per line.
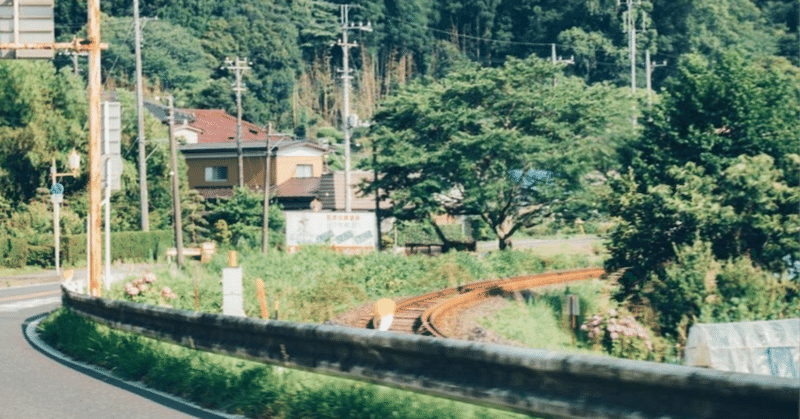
5, 238, 29, 268
580, 307, 662, 361
644, 240, 800, 347
62, 230, 173, 265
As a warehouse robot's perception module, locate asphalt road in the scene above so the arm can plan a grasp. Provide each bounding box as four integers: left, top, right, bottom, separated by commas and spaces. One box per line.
0, 278, 230, 418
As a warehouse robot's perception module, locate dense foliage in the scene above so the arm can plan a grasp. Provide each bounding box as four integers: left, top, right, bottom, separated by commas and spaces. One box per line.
47, 0, 797, 132
603, 52, 800, 343
0, 0, 796, 354
607, 53, 799, 292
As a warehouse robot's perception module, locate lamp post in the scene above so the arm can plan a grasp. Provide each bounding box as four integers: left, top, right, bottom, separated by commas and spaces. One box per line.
51, 149, 81, 275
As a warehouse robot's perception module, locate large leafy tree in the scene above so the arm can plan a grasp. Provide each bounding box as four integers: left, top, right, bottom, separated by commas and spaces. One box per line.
0, 61, 87, 204
607, 52, 800, 295
368, 56, 632, 249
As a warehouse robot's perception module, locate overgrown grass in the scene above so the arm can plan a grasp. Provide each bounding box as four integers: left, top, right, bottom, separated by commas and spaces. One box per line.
477, 280, 611, 353
38, 309, 535, 419
108, 246, 600, 323
44, 247, 600, 417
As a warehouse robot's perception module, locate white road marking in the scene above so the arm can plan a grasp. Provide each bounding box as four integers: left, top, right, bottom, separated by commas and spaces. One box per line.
0, 296, 61, 312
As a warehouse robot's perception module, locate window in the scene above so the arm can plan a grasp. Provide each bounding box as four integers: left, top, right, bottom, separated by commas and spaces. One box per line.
205, 166, 228, 182
296, 164, 313, 178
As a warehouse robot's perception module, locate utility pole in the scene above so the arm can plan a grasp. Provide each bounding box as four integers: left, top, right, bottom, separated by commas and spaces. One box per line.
621, 0, 641, 126
550, 44, 574, 85
88, 0, 102, 296
262, 126, 285, 255
336, 4, 371, 212
225, 57, 249, 188
134, 0, 149, 231
168, 95, 184, 267
645, 49, 666, 115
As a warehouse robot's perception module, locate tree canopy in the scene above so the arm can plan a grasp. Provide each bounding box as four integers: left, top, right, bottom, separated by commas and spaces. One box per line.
606, 52, 800, 294
367, 56, 633, 249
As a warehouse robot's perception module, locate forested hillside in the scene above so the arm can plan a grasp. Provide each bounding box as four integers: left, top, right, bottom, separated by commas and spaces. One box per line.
49, 0, 798, 132
0, 0, 796, 271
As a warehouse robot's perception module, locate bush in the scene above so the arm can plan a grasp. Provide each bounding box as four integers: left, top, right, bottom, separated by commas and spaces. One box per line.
645, 240, 800, 346
580, 307, 663, 361
62, 230, 173, 265
4, 237, 28, 268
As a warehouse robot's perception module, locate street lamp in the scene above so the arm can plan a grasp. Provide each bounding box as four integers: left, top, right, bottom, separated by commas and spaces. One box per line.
51, 149, 81, 274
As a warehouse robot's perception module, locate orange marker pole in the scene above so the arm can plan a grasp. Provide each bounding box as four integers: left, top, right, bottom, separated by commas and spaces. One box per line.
255, 278, 268, 319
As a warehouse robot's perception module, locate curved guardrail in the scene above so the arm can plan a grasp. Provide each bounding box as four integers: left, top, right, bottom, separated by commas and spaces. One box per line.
61, 288, 799, 419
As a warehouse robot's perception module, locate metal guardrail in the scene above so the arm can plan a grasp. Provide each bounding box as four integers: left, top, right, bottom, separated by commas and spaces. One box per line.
61, 288, 799, 419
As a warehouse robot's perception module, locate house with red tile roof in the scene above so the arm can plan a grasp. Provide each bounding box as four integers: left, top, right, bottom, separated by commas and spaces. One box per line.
144, 102, 387, 221
145, 102, 328, 199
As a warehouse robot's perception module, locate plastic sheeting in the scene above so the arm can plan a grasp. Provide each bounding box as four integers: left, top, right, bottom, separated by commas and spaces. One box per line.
684, 318, 800, 378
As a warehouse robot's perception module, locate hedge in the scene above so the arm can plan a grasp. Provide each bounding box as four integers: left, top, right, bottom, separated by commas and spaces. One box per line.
0, 230, 175, 268
60, 230, 174, 265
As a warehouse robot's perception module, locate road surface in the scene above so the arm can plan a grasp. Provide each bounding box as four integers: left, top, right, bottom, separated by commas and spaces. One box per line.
0, 272, 232, 419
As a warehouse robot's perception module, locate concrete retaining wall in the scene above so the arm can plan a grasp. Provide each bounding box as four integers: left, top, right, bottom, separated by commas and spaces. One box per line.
62, 288, 799, 419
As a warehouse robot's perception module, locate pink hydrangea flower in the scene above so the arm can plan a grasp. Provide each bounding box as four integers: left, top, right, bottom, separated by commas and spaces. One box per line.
124, 282, 140, 297
161, 286, 177, 299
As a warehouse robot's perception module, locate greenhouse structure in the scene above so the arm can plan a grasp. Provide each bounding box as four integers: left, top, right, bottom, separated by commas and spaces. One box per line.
684, 318, 799, 378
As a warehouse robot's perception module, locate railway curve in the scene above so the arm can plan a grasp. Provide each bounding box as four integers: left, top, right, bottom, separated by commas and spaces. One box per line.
356, 267, 611, 337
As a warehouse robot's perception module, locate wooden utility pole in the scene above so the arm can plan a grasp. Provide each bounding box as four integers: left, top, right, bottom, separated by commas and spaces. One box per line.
337, 5, 371, 212
225, 57, 249, 187
88, 0, 102, 296
168, 95, 184, 266
134, 0, 149, 231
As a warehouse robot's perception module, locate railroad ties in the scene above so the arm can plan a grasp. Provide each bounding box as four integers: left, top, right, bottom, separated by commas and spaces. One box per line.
356, 267, 608, 337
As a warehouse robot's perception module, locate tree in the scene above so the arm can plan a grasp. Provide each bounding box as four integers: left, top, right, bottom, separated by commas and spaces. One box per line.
206, 187, 285, 249
368, 56, 632, 249
0, 61, 86, 204
607, 52, 800, 295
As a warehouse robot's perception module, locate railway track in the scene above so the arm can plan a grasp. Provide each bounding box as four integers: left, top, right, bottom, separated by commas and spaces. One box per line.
356, 267, 610, 337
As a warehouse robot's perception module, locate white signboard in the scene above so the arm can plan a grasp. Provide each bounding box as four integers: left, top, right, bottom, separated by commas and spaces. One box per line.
101, 101, 123, 191
285, 211, 377, 254
0, 0, 55, 59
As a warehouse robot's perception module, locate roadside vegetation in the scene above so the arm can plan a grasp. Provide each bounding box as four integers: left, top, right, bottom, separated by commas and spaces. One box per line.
39, 243, 602, 418
38, 309, 531, 419
104, 244, 603, 323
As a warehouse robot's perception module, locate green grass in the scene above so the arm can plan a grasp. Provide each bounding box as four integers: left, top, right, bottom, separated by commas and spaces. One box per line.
477, 280, 611, 353
0, 265, 50, 277
38, 309, 535, 419
41, 247, 603, 418
108, 245, 601, 323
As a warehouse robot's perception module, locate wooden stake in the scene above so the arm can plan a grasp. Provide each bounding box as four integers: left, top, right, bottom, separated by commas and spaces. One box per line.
255, 278, 268, 319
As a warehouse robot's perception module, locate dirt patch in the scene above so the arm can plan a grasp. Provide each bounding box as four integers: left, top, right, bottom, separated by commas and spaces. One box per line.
440, 296, 525, 346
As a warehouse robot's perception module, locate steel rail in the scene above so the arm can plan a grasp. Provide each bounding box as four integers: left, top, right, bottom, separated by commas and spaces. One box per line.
357, 267, 607, 335
423, 267, 607, 337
